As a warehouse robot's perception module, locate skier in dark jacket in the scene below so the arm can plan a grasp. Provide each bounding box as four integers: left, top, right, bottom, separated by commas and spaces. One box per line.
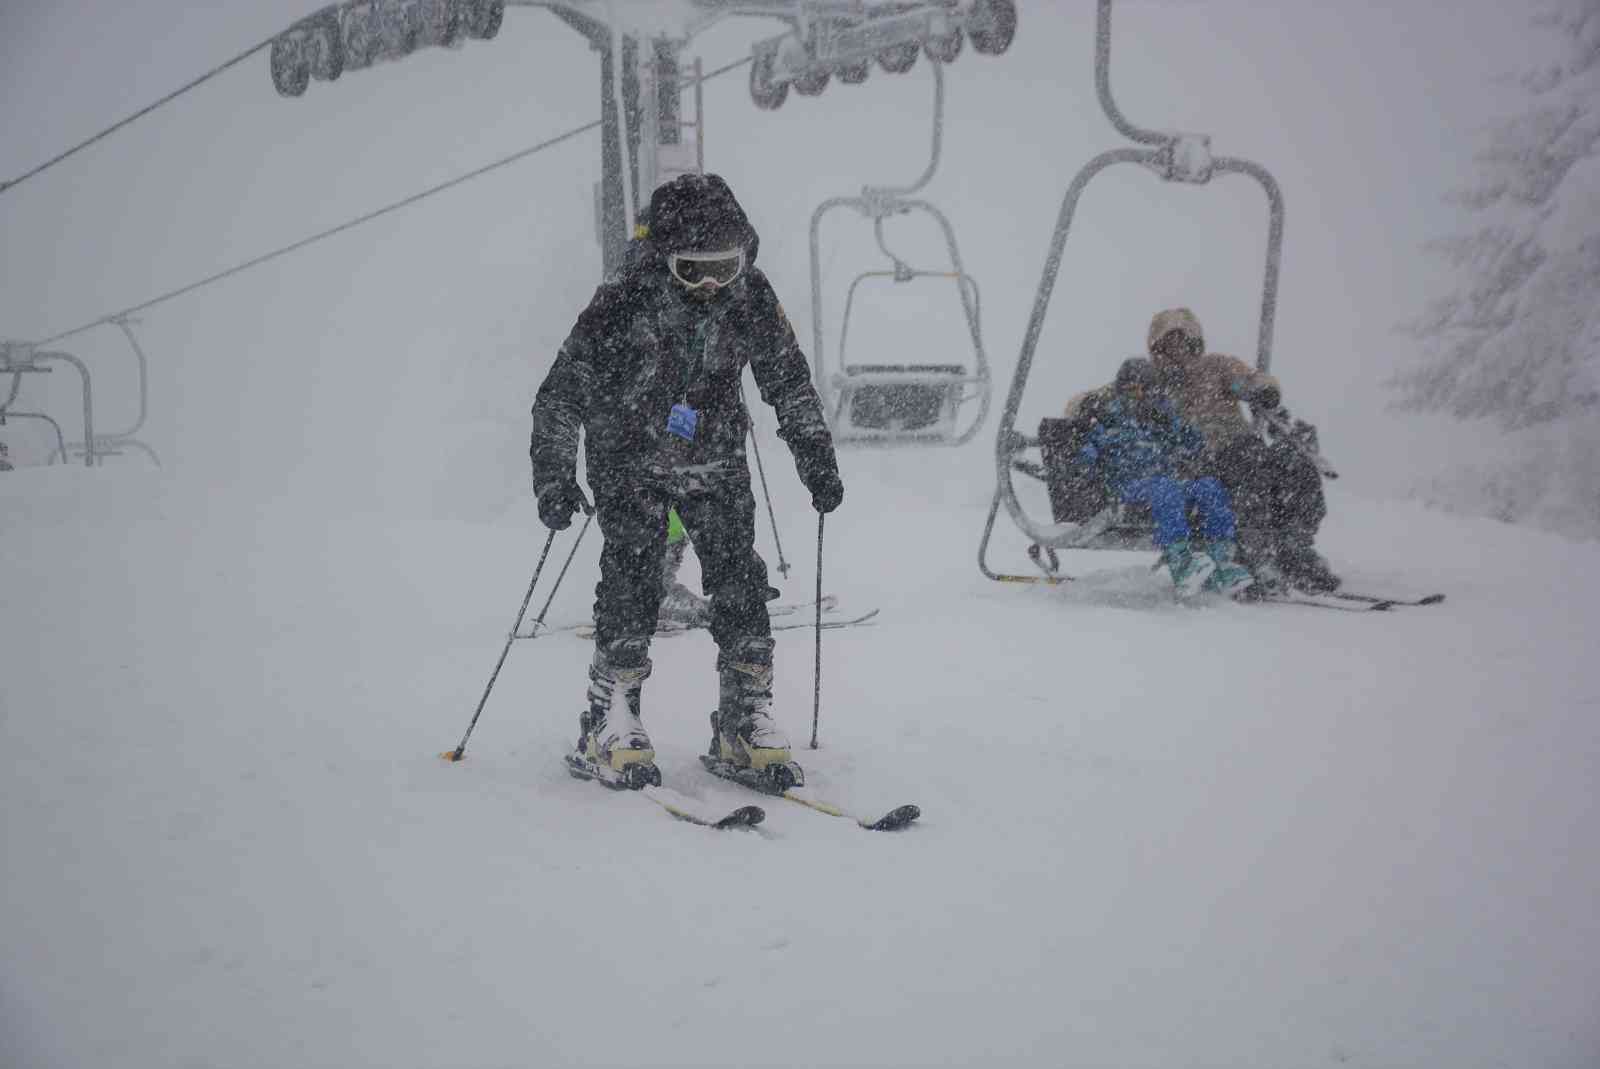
530, 174, 843, 788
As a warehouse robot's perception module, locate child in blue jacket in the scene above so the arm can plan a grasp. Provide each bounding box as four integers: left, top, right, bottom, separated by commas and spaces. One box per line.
1078, 358, 1255, 597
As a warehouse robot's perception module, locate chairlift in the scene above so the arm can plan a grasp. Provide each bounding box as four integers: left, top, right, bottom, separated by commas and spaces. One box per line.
72, 319, 162, 467
0, 362, 69, 466
0, 342, 101, 467
809, 57, 991, 447
0, 325, 163, 469
977, 0, 1286, 582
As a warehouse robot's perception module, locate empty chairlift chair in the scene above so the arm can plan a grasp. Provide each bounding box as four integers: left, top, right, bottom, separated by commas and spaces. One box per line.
808, 57, 991, 447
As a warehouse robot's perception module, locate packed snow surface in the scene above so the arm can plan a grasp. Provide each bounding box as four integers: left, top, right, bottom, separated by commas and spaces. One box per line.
3, 461, 1597, 1068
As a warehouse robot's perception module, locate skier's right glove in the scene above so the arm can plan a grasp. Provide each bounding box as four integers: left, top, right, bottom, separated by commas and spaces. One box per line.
535, 479, 592, 531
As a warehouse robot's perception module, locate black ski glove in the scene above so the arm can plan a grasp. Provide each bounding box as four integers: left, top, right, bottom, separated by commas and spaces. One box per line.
807, 468, 844, 514
535, 479, 591, 531
795, 441, 844, 514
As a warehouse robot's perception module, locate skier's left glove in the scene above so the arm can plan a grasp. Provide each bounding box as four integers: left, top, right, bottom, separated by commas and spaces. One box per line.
1248, 382, 1282, 411
808, 469, 844, 514
796, 442, 844, 514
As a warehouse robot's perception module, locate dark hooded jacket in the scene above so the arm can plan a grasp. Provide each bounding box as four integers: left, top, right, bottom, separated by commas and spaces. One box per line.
530, 175, 836, 496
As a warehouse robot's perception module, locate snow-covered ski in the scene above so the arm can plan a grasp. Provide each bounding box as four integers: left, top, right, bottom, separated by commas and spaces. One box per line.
571, 606, 880, 640
699, 754, 919, 831
537, 595, 843, 639
1322, 590, 1445, 608
770, 607, 879, 632
564, 753, 766, 829
1243, 590, 1437, 612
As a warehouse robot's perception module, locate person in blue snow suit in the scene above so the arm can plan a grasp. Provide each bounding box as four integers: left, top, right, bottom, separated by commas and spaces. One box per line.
1077, 358, 1255, 597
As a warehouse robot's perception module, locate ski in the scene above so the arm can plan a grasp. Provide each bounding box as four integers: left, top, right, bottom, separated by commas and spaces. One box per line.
1245, 591, 1400, 612
699, 754, 919, 832
544, 595, 844, 640
564, 753, 765, 829
771, 607, 880, 632
1322, 590, 1445, 607
1243, 587, 1445, 612
573, 607, 880, 640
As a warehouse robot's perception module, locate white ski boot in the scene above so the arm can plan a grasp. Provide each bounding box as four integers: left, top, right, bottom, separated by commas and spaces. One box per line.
705, 638, 803, 792
575, 641, 660, 789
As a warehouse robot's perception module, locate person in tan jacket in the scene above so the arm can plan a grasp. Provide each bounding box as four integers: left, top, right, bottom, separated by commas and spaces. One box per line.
1145, 308, 1338, 591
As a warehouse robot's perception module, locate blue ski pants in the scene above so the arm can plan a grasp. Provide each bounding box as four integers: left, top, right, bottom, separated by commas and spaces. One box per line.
1118, 475, 1236, 548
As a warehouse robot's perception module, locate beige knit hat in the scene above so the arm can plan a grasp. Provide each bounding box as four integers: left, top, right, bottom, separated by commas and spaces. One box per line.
1147, 307, 1204, 355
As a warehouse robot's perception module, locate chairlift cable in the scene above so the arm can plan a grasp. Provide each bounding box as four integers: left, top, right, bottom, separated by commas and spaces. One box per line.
28, 50, 754, 347
0, 36, 278, 200
32, 117, 602, 346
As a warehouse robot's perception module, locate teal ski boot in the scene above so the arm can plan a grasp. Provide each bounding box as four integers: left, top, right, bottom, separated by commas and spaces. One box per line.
1163, 540, 1217, 599
1201, 540, 1256, 597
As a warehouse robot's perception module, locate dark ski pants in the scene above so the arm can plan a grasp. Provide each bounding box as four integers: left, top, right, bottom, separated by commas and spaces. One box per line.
1118, 475, 1236, 548
1212, 436, 1326, 540
590, 463, 773, 661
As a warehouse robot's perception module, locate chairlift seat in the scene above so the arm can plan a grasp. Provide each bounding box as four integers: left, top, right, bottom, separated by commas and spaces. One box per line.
1036, 415, 1158, 549
832, 363, 971, 442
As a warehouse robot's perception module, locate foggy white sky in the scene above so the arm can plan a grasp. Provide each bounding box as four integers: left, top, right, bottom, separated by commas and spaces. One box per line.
0, 0, 1550, 506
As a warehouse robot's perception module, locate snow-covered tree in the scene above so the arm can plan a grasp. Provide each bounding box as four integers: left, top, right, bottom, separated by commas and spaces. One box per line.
1395, 0, 1600, 538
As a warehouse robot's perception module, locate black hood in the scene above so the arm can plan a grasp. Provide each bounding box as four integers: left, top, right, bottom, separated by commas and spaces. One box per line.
642, 173, 760, 265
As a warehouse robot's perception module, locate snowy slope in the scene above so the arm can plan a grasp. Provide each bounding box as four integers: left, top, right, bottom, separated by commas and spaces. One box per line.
3, 459, 1598, 1068
4, 2, 1597, 1066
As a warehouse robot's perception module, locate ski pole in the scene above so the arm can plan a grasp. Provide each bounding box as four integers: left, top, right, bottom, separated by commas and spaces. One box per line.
516, 509, 594, 639
742, 385, 790, 577
810, 512, 824, 750
443, 503, 593, 763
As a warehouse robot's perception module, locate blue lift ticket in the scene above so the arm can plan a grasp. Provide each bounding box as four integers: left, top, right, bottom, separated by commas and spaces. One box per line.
667, 402, 699, 441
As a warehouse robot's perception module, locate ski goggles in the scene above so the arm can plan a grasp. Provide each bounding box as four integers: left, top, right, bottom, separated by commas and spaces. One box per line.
667, 248, 745, 291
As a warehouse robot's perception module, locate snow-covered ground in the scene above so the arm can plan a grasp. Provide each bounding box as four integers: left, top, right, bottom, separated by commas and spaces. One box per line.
3, 456, 1597, 1068
5, 2, 1598, 1066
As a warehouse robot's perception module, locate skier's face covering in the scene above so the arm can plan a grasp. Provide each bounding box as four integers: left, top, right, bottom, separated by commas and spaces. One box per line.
668, 248, 744, 299
1151, 329, 1202, 371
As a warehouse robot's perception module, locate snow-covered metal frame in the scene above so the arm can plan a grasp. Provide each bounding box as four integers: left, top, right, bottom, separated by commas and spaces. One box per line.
48, 320, 162, 468
740, 0, 1016, 109
808, 57, 991, 447
0, 342, 101, 468
978, 0, 1286, 581
268, 0, 507, 98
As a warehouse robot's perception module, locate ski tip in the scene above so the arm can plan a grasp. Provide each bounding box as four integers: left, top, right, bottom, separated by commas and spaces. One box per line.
1419, 593, 1446, 605
439, 749, 465, 763
865, 804, 921, 831
717, 805, 767, 829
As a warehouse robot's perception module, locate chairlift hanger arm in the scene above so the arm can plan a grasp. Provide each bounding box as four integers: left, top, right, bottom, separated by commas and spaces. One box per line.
1094, 0, 1166, 147
107, 318, 152, 441
862, 56, 945, 201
